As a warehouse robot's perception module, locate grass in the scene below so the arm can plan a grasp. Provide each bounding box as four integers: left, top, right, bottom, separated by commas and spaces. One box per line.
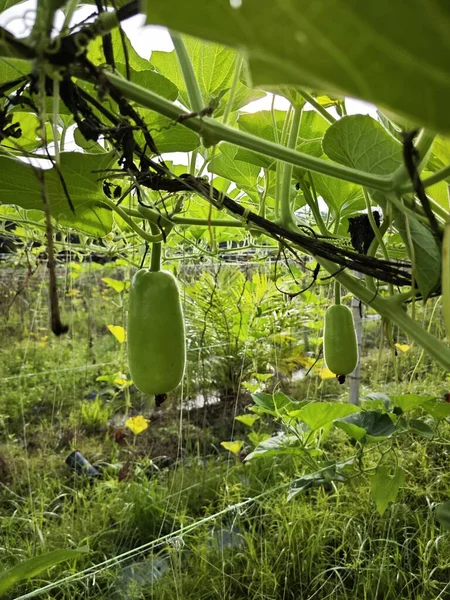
0, 262, 449, 599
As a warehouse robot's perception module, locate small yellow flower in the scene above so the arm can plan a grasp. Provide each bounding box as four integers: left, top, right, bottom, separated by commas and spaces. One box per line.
125, 415, 150, 435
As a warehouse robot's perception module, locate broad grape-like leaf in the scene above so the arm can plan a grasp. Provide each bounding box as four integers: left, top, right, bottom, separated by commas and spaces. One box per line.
235, 414, 259, 427
151, 37, 264, 116
0, 57, 29, 85
432, 137, 450, 167
311, 172, 363, 214
423, 399, 450, 420
146, 0, 450, 134
426, 178, 449, 211
0, 152, 116, 235
335, 410, 396, 443
394, 214, 441, 299
235, 109, 329, 171
139, 109, 200, 152
244, 433, 320, 461
209, 145, 260, 191
370, 466, 405, 515
390, 394, 436, 413
220, 440, 244, 455
323, 115, 403, 175
250, 391, 297, 415
409, 419, 434, 439
87, 28, 151, 71
295, 402, 359, 431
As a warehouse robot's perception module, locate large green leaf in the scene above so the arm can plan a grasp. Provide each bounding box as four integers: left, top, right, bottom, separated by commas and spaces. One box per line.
250, 391, 298, 415
0, 152, 115, 235
390, 394, 436, 412
370, 466, 405, 516
209, 145, 260, 191
394, 214, 441, 299
139, 110, 200, 153
146, 0, 450, 134
311, 172, 363, 214
235, 109, 328, 170
324, 117, 440, 298
151, 37, 264, 116
335, 410, 396, 443
323, 115, 403, 175
432, 137, 450, 167
295, 402, 359, 431
423, 399, 450, 420
245, 433, 321, 461
0, 547, 88, 596
118, 66, 178, 101
87, 28, 151, 71
0, 58, 30, 85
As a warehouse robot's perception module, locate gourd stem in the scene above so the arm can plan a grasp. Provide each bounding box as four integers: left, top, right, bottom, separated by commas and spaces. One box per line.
149, 223, 161, 272
280, 104, 302, 228
390, 129, 436, 189
334, 280, 341, 305
299, 90, 336, 124
170, 31, 203, 112
301, 179, 330, 236
222, 54, 242, 126
399, 165, 450, 195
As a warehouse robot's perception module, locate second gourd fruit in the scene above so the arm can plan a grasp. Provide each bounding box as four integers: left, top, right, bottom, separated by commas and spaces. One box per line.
127, 269, 186, 396
323, 304, 358, 378
442, 221, 450, 337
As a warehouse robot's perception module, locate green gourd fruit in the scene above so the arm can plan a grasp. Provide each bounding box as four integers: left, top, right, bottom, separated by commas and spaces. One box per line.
127, 269, 186, 395
442, 221, 450, 337
323, 304, 358, 376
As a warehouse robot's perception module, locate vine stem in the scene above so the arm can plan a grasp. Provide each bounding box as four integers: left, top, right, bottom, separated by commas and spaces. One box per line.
299, 90, 336, 125
280, 104, 302, 228
126, 205, 244, 228
102, 72, 394, 191
390, 129, 436, 189
301, 177, 330, 237
222, 54, 242, 126
170, 31, 203, 112
399, 165, 450, 195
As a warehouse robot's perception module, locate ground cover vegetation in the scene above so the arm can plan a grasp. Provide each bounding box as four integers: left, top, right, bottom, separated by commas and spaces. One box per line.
0, 0, 449, 598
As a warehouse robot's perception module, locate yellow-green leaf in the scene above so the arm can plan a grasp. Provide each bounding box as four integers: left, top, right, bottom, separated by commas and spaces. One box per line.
220, 440, 244, 455
235, 415, 260, 427
107, 325, 126, 344
316, 367, 336, 380
395, 343, 410, 353
102, 278, 129, 293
